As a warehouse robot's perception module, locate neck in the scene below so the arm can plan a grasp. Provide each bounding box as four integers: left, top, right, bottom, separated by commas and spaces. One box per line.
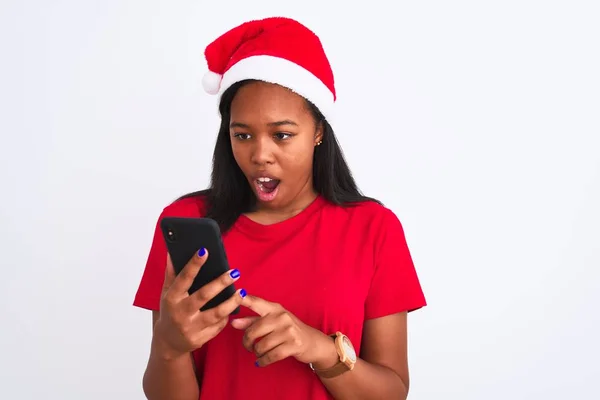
250, 185, 318, 224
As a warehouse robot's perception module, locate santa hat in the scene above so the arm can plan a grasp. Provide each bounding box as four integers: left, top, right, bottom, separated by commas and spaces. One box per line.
201, 17, 336, 122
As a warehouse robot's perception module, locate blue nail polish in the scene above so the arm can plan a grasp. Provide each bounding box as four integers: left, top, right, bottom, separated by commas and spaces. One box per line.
254, 360, 260, 367
229, 269, 240, 279
240, 288, 247, 298
198, 248, 206, 257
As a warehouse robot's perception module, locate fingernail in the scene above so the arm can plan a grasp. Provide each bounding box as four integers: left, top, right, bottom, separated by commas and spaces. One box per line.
198, 248, 206, 257
254, 360, 260, 367
229, 269, 240, 279
239, 288, 247, 298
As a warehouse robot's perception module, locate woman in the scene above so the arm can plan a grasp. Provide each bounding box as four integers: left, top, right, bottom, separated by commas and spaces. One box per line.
133, 16, 426, 400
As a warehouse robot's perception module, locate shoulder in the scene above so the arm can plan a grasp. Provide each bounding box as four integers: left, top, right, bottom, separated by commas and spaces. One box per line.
160, 192, 209, 219
321, 198, 404, 243
324, 198, 400, 226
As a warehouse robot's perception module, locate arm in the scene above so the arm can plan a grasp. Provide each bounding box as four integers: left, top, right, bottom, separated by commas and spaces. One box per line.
140, 250, 244, 400
312, 313, 409, 400
142, 311, 199, 400
135, 206, 226, 400
314, 209, 424, 399
232, 209, 425, 399
233, 296, 413, 400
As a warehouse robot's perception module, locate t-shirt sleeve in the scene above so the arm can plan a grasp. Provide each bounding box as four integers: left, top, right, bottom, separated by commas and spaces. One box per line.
133, 209, 169, 311
364, 209, 427, 319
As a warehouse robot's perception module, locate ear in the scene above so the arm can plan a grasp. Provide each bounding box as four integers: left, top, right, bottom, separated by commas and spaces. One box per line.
314, 121, 324, 146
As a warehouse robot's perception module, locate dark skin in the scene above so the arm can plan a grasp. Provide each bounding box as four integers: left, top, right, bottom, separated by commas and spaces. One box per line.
229, 81, 322, 224
144, 251, 245, 400
143, 82, 410, 399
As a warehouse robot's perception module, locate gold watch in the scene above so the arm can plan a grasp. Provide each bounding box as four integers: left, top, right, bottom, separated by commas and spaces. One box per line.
310, 332, 357, 378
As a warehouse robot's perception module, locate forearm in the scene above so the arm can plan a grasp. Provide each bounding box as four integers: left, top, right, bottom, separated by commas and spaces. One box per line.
142, 338, 199, 400
319, 359, 407, 400
313, 340, 408, 400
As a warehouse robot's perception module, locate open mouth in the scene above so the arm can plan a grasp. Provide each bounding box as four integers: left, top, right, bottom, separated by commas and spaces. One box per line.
254, 176, 281, 202
256, 177, 280, 192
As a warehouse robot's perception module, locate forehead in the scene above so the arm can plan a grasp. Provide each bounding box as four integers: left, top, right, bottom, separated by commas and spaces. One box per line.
230, 81, 311, 123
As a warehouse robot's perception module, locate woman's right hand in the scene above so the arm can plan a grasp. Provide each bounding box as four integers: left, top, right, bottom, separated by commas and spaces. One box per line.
152, 248, 245, 360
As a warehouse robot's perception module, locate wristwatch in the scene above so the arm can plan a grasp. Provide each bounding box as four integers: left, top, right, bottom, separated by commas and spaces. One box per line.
310, 331, 357, 378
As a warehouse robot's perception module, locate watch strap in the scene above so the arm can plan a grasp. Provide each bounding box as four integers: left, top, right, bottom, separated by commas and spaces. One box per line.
310, 333, 353, 379
312, 360, 351, 379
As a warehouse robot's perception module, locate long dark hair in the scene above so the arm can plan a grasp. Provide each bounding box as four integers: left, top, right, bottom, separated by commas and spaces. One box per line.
178, 79, 381, 232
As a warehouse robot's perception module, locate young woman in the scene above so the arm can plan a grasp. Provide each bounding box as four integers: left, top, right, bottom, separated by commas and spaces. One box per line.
133, 16, 426, 400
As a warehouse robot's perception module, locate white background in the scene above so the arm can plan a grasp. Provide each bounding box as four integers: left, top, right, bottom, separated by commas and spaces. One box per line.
1, 1, 599, 399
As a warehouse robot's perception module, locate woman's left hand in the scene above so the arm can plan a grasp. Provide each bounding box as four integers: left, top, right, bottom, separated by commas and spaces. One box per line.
231, 295, 338, 368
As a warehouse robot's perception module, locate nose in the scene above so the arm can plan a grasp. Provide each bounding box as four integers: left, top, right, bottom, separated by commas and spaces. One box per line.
250, 136, 276, 166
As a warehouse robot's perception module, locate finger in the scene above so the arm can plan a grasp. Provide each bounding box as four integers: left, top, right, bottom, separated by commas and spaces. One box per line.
197, 288, 247, 326
253, 330, 288, 358
168, 248, 208, 298
255, 342, 296, 368
240, 294, 278, 317
161, 253, 176, 295
242, 313, 280, 352
230, 316, 260, 330
184, 267, 241, 312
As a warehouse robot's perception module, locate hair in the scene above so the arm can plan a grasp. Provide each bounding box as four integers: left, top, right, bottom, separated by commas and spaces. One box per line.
177, 79, 381, 232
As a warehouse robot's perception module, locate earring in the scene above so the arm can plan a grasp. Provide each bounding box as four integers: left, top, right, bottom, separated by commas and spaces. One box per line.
315, 140, 323, 146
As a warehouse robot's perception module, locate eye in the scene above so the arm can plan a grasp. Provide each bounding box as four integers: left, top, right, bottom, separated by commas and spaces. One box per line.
233, 133, 251, 140
274, 132, 293, 140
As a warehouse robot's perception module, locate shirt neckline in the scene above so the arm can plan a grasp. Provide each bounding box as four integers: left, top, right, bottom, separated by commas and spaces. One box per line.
233, 195, 327, 239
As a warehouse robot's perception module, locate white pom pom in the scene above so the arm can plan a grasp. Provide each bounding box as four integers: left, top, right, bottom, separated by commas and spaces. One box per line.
202, 70, 222, 95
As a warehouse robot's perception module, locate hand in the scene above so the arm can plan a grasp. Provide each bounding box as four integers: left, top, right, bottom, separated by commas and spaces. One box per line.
153, 248, 246, 360
231, 295, 338, 368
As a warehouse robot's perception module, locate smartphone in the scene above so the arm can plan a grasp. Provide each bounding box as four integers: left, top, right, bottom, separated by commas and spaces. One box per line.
160, 217, 239, 314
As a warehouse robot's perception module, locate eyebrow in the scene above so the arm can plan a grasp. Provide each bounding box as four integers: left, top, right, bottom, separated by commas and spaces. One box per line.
229, 120, 298, 129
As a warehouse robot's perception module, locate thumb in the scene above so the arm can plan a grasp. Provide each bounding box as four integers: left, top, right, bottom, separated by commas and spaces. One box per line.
230, 316, 260, 330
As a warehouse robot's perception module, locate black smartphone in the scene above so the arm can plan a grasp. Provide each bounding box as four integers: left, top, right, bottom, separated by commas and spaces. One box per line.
160, 217, 239, 314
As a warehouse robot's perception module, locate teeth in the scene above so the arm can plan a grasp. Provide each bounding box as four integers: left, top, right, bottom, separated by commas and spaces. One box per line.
257, 177, 273, 182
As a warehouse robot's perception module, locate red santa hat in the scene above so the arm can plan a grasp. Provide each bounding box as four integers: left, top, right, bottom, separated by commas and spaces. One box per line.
201, 17, 336, 122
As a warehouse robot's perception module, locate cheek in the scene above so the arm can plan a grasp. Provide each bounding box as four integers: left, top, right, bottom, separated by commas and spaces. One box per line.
282, 143, 314, 172
231, 144, 250, 172
230, 142, 245, 161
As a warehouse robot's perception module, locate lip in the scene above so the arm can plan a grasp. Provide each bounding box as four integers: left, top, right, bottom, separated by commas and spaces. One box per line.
251, 172, 281, 203
251, 172, 281, 181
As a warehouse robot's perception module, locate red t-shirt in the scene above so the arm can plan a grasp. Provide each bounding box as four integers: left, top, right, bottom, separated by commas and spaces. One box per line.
133, 195, 426, 400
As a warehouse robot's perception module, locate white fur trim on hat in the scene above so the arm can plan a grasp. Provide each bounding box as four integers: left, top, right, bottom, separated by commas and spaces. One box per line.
217, 55, 335, 122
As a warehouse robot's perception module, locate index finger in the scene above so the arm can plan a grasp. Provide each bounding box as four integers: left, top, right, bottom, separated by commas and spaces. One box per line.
240, 294, 278, 317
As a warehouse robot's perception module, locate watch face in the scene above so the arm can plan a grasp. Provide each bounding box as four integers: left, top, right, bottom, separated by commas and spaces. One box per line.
342, 336, 357, 362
